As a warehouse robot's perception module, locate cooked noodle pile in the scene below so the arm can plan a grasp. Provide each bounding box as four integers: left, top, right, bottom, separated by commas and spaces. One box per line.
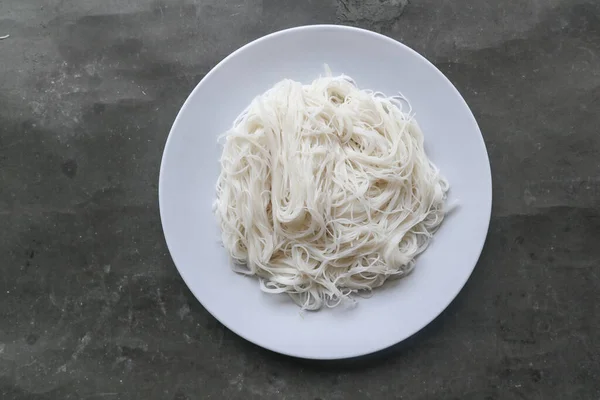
215, 74, 448, 310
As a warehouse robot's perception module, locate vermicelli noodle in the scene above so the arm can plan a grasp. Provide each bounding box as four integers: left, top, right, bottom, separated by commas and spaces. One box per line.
214, 73, 448, 310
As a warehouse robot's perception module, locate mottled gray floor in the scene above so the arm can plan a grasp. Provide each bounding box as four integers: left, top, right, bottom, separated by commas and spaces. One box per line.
1, 0, 599, 399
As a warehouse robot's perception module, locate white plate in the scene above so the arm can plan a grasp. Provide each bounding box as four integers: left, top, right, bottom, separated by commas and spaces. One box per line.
159, 25, 492, 360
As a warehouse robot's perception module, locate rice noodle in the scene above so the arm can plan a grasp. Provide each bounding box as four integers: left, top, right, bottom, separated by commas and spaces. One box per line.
214, 73, 449, 310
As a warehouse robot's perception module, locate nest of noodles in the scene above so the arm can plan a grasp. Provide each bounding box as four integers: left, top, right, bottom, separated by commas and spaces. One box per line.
215, 74, 448, 310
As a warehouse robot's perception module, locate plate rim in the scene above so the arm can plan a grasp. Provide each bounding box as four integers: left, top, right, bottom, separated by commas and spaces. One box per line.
159, 24, 493, 360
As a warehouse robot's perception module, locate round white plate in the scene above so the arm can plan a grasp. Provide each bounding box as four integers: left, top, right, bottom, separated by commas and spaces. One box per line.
159, 25, 492, 360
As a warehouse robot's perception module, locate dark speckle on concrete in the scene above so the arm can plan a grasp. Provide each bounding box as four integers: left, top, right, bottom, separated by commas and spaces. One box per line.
338, 0, 408, 29
25, 334, 38, 346
173, 391, 189, 400
61, 159, 77, 179
1, 0, 599, 399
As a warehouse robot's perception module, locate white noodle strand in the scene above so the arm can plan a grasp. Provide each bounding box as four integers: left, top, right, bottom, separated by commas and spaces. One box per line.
215, 74, 449, 310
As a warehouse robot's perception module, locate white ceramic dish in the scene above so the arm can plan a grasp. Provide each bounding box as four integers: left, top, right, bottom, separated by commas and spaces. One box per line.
159, 25, 492, 360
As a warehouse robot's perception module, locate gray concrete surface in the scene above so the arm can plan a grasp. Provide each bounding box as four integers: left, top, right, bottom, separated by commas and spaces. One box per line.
1, 0, 599, 398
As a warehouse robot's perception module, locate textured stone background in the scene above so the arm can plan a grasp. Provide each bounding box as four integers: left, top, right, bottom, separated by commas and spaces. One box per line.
1, 0, 599, 399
